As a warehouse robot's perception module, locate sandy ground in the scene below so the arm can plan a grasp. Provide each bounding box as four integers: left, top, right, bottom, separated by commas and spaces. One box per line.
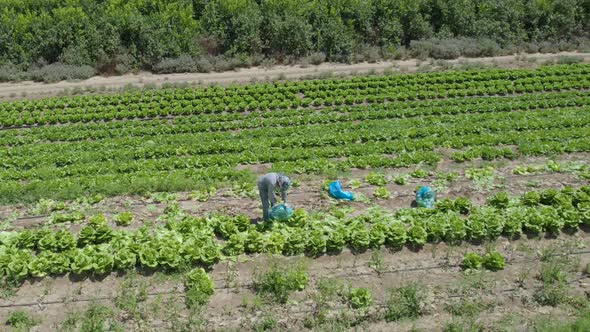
0, 52, 588, 101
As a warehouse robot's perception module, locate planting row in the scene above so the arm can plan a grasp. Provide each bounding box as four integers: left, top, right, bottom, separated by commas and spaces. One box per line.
1, 64, 587, 113
3, 90, 588, 146
1, 185, 589, 284
0, 65, 588, 126
2, 107, 589, 181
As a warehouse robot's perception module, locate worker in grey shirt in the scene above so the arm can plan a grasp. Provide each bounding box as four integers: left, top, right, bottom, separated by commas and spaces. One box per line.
257, 173, 291, 221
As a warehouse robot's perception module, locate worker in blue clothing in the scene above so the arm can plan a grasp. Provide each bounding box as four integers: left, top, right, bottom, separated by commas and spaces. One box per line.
257, 173, 291, 221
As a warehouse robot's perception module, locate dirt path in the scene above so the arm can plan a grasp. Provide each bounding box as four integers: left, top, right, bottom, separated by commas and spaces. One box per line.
0, 52, 588, 101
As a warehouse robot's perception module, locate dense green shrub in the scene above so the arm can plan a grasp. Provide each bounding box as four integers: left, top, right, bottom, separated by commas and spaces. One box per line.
0, 0, 588, 77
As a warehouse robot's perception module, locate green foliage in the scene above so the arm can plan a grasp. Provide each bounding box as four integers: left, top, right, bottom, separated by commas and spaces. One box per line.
0, 65, 588, 206
282, 227, 306, 256
453, 197, 472, 215
349, 224, 370, 252
385, 283, 425, 321
462, 251, 505, 271
532, 312, 590, 332
0, 0, 588, 76
245, 230, 265, 254
445, 213, 467, 245
189, 186, 217, 202
185, 268, 214, 308
410, 169, 428, 178
488, 192, 510, 209
27, 64, 96, 83
113, 212, 133, 226
462, 253, 483, 270
0, 184, 589, 286
373, 186, 391, 199
385, 221, 407, 249
347, 287, 372, 309
393, 174, 408, 185
522, 191, 541, 206
6, 310, 38, 329
503, 207, 525, 238
348, 179, 362, 189
305, 229, 326, 257
365, 172, 387, 186
482, 251, 505, 271
254, 262, 308, 304
406, 224, 427, 247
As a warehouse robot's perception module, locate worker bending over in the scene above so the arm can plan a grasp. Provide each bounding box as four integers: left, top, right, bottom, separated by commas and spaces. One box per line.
257, 173, 291, 221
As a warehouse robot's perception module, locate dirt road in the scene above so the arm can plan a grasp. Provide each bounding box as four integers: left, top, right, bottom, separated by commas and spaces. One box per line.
0, 52, 588, 101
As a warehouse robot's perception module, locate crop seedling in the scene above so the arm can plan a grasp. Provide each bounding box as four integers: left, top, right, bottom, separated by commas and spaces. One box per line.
410, 169, 429, 179
347, 287, 372, 309
114, 212, 133, 226
148, 192, 177, 203
407, 223, 427, 247
348, 179, 362, 189
365, 172, 387, 186
465, 166, 496, 191
462, 252, 483, 270
482, 251, 505, 271
189, 186, 216, 202
393, 174, 409, 185
184, 268, 215, 309
373, 186, 391, 199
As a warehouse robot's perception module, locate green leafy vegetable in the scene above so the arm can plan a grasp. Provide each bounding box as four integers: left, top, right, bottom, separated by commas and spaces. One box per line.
114, 212, 133, 226
373, 186, 391, 199
185, 268, 214, 308
462, 252, 483, 270
482, 251, 505, 271
365, 172, 387, 186
348, 287, 372, 309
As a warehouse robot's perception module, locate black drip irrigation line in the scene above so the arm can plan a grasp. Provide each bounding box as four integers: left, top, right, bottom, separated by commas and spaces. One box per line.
0, 288, 184, 309
211, 249, 590, 288
446, 275, 589, 299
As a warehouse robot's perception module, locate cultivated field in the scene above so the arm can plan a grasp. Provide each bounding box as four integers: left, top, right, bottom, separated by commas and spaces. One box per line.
0, 63, 590, 331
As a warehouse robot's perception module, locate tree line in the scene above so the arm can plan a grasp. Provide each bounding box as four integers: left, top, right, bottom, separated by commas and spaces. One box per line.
0, 0, 589, 76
